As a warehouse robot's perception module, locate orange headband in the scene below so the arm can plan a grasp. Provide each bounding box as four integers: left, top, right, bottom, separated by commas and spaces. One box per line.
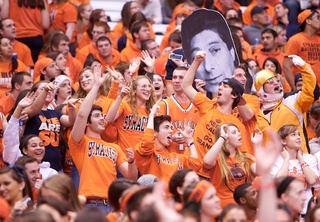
188, 180, 212, 203
120, 186, 147, 212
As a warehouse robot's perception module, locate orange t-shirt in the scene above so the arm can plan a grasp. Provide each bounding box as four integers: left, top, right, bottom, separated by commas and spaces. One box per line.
48, 2, 77, 43
114, 101, 149, 153
284, 32, 320, 86
13, 41, 34, 67
94, 49, 121, 70
158, 95, 200, 154
0, 60, 27, 92
135, 128, 202, 183
9, 0, 44, 38
120, 41, 142, 62
69, 134, 126, 198
192, 92, 252, 178
208, 156, 254, 209
0, 94, 15, 116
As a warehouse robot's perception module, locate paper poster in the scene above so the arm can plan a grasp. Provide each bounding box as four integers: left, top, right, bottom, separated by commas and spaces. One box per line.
181, 9, 240, 94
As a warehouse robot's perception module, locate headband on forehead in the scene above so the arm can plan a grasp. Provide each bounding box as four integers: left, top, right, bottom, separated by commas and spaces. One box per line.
4, 162, 24, 180
277, 176, 296, 198
120, 186, 147, 212
187, 180, 212, 203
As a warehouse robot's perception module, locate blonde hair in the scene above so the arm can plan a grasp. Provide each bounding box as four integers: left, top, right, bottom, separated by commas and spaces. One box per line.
124, 76, 156, 122
215, 124, 254, 188
75, 67, 107, 99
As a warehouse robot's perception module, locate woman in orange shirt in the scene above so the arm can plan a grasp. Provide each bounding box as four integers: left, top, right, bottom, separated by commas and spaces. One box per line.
0, 37, 27, 93
48, 0, 77, 56
0, 0, 50, 63
76, 4, 92, 46
203, 124, 256, 209
106, 75, 157, 153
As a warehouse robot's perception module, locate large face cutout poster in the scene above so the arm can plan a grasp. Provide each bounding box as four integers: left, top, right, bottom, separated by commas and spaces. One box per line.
181, 9, 240, 94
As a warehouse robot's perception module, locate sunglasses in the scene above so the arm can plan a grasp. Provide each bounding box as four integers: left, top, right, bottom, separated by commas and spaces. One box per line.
265, 77, 280, 85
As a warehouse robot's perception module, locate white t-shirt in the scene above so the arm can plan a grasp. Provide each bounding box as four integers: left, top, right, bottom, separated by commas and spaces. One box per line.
270, 154, 319, 214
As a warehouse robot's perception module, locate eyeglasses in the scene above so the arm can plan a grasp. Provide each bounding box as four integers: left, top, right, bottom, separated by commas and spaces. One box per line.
265, 77, 280, 85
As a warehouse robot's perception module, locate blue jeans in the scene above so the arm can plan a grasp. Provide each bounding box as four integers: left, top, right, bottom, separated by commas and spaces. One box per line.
84, 202, 113, 215
71, 164, 80, 191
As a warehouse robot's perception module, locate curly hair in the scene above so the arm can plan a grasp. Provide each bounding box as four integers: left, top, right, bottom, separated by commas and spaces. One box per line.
124, 76, 157, 121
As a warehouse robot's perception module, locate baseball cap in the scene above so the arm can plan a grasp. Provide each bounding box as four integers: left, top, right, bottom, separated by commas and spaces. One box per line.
254, 69, 276, 91
298, 9, 313, 24
34, 58, 55, 79
221, 78, 244, 96
294, 73, 302, 85
251, 6, 268, 17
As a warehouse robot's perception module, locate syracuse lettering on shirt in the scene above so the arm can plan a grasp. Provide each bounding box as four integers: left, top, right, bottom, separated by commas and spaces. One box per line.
155, 153, 182, 169
122, 115, 148, 132
87, 141, 118, 163
38, 115, 61, 147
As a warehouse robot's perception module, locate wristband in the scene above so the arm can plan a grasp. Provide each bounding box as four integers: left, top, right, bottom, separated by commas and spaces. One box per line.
220, 136, 226, 141
128, 160, 134, 164
257, 181, 275, 191
301, 162, 307, 168
188, 142, 194, 147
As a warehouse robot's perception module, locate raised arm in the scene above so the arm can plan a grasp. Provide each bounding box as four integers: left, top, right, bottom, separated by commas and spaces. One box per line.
59, 98, 77, 128
24, 82, 57, 118
181, 51, 206, 103
203, 125, 227, 169
118, 148, 138, 180
3, 93, 35, 164
283, 57, 295, 90
105, 85, 130, 123
71, 65, 107, 143
65, 22, 76, 42
252, 128, 282, 222
41, 0, 50, 29
0, 0, 9, 18
178, 126, 197, 158
237, 98, 255, 121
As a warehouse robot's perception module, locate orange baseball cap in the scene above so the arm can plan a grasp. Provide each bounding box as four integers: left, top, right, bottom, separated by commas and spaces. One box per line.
33, 58, 55, 80
298, 9, 313, 24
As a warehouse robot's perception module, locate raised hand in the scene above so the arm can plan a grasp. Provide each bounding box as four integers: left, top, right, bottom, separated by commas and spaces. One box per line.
119, 85, 130, 99
178, 126, 194, 141
141, 50, 155, 70
149, 100, 160, 117
129, 57, 141, 73
93, 63, 108, 86
44, 81, 58, 92
67, 97, 80, 109
195, 51, 206, 62
251, 128, 263, 146
172, 131, 186, 144
18, 92, 35, 109
105, 66, 124, 84
288, 55, 306, 67
126, 148, 134, 163
254, 128, 282, 175
220, 124, 229, 140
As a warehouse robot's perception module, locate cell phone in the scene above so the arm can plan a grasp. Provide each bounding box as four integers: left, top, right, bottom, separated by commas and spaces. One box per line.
169, 53, 183, 61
